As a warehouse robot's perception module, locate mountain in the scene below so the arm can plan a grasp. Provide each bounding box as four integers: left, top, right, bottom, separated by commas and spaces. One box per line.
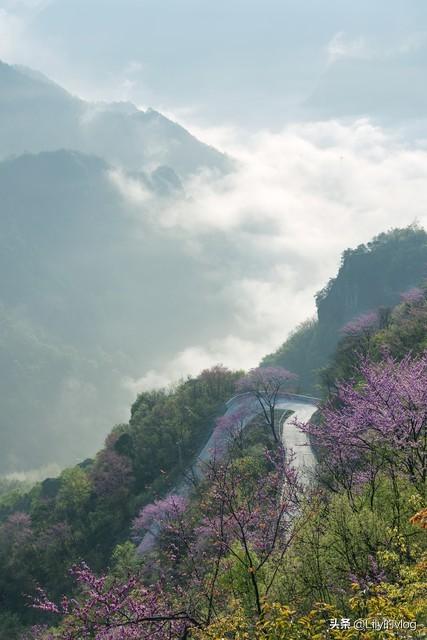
0, 149, 235, 474
0, 60, 237, 475
0, 61, 231, 178
1, 227, 427, 638
263, 226, 427, 392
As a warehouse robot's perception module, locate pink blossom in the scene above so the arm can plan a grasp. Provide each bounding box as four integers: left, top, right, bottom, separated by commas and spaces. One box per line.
132, 495, 188, 539
299, 351, 427, 491
0, 512, 32, 547
91, 448, 133, 497
236, 366, 297, 395
400, 287, 424, 304
31, 563, 194, 639
340, 311, 378, 336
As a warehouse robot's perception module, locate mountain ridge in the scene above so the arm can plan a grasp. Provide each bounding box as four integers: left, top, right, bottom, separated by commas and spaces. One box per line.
0, 60, 231, 178
0, 147, 234, 474
263, 226, 427, 393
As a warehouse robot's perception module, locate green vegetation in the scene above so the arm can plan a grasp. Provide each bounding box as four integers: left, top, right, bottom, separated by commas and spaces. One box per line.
1, 226, 427, 638
23, 335, 427, 638
263, 225, 427, 393
0, 61, 232, 476
0, 366, 239, 632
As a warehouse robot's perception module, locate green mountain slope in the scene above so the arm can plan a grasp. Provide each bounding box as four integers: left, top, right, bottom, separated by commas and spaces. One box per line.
263, 226, 427, 393
1, 243, 427, 637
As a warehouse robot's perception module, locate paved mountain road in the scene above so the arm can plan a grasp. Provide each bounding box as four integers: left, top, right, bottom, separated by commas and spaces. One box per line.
137, 392, 319, 554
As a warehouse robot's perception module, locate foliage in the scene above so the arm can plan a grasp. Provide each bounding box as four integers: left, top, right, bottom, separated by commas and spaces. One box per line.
32, 563, 195, 640
4, 228, 427, 637
132, 494, 189, 542
236, 367, 297, 442
0, 366, 238, 633
261, 318, 321, 393
320, 289, 427, 396
12, 346, 427, 639
347, 551, 427, 638
128, 366, 240, 498
410, 507, 427, 530
264, 225, 427, 394
28, 442, 304, 639
340, 311, 379, 336
302, 351, 427, 494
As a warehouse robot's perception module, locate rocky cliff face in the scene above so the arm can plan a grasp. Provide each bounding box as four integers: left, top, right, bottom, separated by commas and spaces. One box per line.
263, 226, 427, 393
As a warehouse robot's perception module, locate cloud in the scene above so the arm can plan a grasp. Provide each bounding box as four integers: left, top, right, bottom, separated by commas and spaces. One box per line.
0, 1, 54, 66
124, 336, 265, 393
111, 59, 147, 103
112, 117, 427, 391
5, 462, 61, 483
327, 32, 372, 63
326, 30, 427, 64
395, 31, 427, 55
2, 1, 50, 10
109, 168, 152, 205
0, 8, 25, 59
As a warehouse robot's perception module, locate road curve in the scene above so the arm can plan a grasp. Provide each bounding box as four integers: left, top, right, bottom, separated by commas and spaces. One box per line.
137, 392, 319, 554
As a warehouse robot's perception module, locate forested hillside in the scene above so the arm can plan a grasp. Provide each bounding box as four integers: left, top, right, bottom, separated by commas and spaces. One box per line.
263, 226, 427, 393
2, 2, 427, 636
0, 229, 426, 638
0, 366, 238, 634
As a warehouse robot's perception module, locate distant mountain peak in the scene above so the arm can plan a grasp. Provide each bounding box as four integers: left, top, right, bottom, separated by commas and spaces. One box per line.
0, 61, 232, 178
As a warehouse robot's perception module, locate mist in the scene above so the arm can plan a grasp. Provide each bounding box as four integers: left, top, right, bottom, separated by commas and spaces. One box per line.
1, 1, 427, 475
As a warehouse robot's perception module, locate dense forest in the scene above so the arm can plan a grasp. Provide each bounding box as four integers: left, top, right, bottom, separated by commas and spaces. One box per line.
0, 227, 426, 638
0, 366, 239, 633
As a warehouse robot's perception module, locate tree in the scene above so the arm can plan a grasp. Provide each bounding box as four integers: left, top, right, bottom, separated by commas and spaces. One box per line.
35, 444, 303, 639
132, 494, 189, 553
56, 468, 91, 519
191, 447, 301, 617
236, 367, 297, 442
340, 311, 379, 336
300, 351, 427, 495
32, 563, 198, 640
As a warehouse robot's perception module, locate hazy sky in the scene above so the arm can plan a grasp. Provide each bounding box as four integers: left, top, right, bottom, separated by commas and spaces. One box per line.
2, 0, 427, 132
2, 0, 427, 397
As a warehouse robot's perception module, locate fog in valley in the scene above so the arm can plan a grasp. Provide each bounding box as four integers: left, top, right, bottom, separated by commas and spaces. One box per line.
1, 0, 427, 475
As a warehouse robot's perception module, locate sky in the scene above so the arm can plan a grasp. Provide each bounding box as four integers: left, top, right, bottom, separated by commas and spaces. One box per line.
1, 0, 427, 393
2, 0, 427, 132
120, 118, 427, 390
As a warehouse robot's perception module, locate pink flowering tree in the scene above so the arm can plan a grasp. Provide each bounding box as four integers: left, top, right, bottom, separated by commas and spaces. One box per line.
400, 287, 425, 304
236, 367, 297, 442
32, 563, 199, 639
340, 311, 379, 336
211, 408, 247, 454
0, 512, 32, 548
162, 447, 302, 620
132, 495, 189, 541
299, 351, 427, 495
28, 448, 303, 636
91, 448, 134, 499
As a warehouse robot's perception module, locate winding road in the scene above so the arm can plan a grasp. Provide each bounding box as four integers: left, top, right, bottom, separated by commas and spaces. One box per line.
137, 392, 319, 554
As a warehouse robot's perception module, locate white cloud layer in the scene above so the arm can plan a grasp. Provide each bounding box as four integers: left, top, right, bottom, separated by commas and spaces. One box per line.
115, 118, 427, 392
